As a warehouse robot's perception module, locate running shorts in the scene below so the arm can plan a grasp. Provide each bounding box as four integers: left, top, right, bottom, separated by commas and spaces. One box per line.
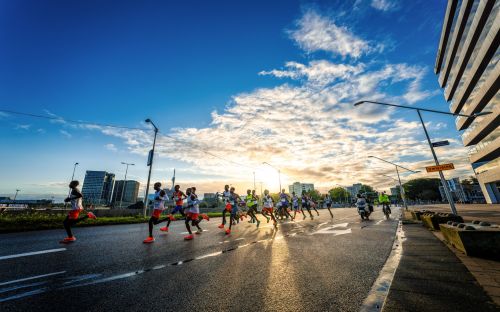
68, 209, 82, 220
187, 212, 199, 221
172, 205, 183, 214
152, 209, 163, 219
262, 207, 274, 213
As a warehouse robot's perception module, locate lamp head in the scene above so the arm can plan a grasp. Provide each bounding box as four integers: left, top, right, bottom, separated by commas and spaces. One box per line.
354, 101, 365, 106
145, 118, 151, 123
473, 111, 492, 117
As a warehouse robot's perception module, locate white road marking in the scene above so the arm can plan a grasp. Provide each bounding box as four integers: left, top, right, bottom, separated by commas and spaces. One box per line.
0, 288, 47, 303
375, 220, 384, 225
0, 271, 66, 287
0, 248, 66, 261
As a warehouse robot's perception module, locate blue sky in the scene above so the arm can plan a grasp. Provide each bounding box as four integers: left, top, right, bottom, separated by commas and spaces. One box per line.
0, 0, 471, 200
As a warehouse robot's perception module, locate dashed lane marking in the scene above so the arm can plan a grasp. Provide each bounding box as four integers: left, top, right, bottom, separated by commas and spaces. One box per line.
0, 248, 66, 261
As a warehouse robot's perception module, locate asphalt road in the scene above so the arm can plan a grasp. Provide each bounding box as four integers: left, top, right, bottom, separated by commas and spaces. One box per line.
0, 207, 400, 312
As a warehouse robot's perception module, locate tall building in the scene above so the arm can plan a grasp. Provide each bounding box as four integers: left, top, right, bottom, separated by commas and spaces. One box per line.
288, 182, 314, 196
82, 171, 115, 206
111, 180, 140, 208
390, 186, 400, 197
435, 0, 499, 203
439, 177, 469, 203
346, 183, 363, 197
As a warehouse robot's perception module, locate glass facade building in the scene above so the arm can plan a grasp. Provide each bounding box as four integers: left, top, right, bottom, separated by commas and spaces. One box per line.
111, 180, 140, 208
435, 0, 500, 203
81, 171, 115, 206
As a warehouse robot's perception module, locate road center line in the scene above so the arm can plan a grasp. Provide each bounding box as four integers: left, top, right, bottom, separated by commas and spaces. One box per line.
0, 248, 66, 261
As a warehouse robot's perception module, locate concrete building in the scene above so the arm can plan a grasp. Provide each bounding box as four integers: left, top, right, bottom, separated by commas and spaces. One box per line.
346, 183, 363, 197
82, 171, 115, 206
288, 182, 314, 196
390, 186, 400, 196
111, 180, 140, 208
435, 0, 500, 203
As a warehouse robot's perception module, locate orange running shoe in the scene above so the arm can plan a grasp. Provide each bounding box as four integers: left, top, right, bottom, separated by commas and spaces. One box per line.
87, 212, 97, 219
225, 229, 231, 235
184, 234, 194, 240
60, 236, 76, 244
168, 215, 176, 221
202, 214, 209, 221
218, 224, 225, 229
143, 237, 155, 243
160, 226, 169, 232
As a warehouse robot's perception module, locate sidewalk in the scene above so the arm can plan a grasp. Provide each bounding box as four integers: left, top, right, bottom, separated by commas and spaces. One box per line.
410, 204, 500, 224
383, 222, 499, 311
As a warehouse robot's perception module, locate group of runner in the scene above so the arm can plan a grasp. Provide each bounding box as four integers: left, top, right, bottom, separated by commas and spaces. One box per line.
59, 181, 336, 244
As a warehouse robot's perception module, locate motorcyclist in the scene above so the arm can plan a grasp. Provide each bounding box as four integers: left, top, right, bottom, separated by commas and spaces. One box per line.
378, 191, 391, 214
355, 194, 370, 220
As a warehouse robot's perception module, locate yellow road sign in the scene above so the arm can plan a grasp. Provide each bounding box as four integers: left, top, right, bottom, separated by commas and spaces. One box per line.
425, 163, 455, 173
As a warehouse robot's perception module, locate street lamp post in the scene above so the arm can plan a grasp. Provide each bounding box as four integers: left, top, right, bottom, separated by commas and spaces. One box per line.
13, 189, 20, 201
253, 171, 256, 191
143, 119, 159, 217
355, 100, 491, 215
119, 162, 135, 209
262, 162, 281, 193
368, 155, 419, 211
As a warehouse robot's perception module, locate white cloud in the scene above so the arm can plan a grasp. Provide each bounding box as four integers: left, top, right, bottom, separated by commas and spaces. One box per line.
15, 124, 31, 130
85, 9, 469, 193
105, 143, 118, 152
60, 130, 72, 138
289, 10, 370, 58
371, 0, 398, 12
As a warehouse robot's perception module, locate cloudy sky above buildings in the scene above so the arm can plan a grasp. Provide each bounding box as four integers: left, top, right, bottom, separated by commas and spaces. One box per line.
0, 0, 470, 199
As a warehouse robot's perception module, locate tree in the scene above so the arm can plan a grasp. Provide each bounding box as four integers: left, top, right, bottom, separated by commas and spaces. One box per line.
359, 184, 374, 194
329, 187, 349, 202
307, 189, 322, 201
403, 178, 441, 201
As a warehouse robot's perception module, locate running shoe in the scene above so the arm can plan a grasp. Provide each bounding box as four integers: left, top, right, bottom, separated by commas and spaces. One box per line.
60, 236, 76, 244
168, 215, 176, 221
266, 217, 270, 223
143, 237, 155, 243
256, 220, 261, 228
218, 224, 225, 229
303, 214, 306, 220
87, 212, 97, 219
160, 226, 169, 232
225, 229, 231, 235
310, 216, 314, 220
201, 214, 209, 221
196, 229, 203, 234
184, 234, 194, 240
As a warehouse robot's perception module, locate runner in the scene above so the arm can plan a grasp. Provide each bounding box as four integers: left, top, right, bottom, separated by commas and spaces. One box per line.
309, 195, 320, 217
161, 185, 187, 232
184, 187, 209, 240
301, 192, 314, 220
278, 189, 294, 221
245, 189, 260, 228
224, 187, 242, 235
262, 189, 277, 227
143, 182, 170, 243
218, 185, 231, 229
324, 193, 334, 218
291, 191, 302, 219
60, 180, 96, 243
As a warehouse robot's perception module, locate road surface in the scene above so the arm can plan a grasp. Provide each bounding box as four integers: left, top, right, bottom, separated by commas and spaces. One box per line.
0, 207, 400, 311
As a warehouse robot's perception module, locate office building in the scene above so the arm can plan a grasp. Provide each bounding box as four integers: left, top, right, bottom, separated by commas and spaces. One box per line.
82, 171, 115, 206
111, 180, 140, 208
390, 186, 400, 197
288, 182, 314, 196
346, 183, 363, 197
439, 178, 468, 203
435, 0, 499, 203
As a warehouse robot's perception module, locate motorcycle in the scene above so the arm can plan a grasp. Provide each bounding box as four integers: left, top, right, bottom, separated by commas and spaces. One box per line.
357, 205, 370, 221
382, 203, 391, 220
